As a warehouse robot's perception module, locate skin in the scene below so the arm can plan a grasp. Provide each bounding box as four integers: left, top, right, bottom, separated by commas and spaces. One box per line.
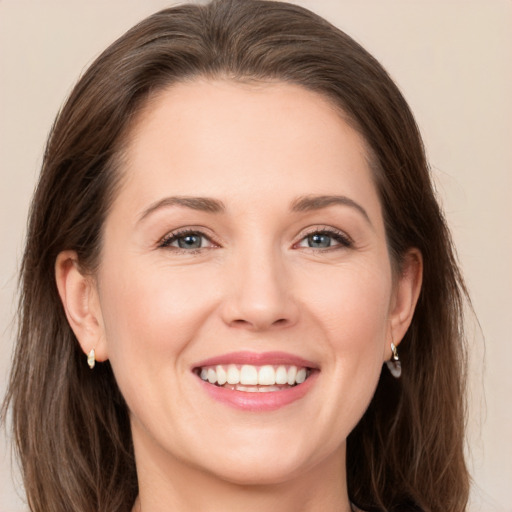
56, 80, 422, 512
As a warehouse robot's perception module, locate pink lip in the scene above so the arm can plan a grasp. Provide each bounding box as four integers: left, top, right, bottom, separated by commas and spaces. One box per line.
196, 371, 318, 412
192, 351, 319, 412
193, 351, 318, 369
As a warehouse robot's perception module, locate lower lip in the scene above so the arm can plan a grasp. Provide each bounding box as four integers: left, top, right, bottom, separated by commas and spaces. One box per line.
196, 372, 318, 412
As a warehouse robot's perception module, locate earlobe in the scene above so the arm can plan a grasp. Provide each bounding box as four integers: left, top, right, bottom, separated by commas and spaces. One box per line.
55, 250, 108, 364
387, 248, 423, 355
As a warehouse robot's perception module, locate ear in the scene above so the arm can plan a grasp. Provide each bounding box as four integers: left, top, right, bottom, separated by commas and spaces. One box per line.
55, 250, 108, 363
386, 248, 423, 360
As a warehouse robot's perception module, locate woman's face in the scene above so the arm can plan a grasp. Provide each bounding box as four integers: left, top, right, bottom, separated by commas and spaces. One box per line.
88, 81, 417, 486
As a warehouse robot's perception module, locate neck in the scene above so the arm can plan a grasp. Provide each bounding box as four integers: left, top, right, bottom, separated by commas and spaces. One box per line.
131, 436, 352, 512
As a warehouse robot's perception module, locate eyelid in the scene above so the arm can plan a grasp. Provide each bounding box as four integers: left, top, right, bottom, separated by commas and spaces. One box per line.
158, 227, 221, 251
293, 225, 354, 249
156, 224, 352, 252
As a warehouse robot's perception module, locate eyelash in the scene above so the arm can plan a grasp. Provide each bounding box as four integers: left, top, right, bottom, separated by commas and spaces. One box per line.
158, 229, 218, 253
158, 226, 353, 253
295, 227, 353, 251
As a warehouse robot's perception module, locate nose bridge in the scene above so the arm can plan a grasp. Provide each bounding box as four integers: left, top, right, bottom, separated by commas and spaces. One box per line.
221, 235, 297, 330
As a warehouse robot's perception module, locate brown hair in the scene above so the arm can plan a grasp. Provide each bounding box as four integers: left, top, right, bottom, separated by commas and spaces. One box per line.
2, 1, 469, 510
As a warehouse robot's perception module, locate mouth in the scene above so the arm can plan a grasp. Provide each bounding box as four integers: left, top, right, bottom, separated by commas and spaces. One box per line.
191, 352, 318, 411
194, 364, 312, 393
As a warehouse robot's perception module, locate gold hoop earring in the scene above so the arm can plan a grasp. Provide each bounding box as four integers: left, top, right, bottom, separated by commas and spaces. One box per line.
386, 342, 401, 378
87, 348, 96, 369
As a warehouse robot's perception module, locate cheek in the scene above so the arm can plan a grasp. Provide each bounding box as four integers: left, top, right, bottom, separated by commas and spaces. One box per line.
301, 260, 392, 404
287, 262, 393, 443
97, 261, 219, 373
303, 262, 392, 345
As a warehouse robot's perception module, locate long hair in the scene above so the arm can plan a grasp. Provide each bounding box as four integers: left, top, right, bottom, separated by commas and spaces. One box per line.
2, 1, 469, 510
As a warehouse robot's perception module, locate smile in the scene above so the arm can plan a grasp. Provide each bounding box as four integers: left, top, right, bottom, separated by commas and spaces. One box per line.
192, 352, 318, 411
196, 364, 310, 392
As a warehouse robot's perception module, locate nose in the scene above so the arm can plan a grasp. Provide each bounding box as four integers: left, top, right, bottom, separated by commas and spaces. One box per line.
220, 245, 299, 331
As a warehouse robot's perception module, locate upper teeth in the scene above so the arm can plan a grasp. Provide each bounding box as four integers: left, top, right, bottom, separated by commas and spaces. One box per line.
199, 364, 308, 386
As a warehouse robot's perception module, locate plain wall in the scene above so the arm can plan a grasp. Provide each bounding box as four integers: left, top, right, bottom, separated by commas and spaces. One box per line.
1, 1, 511, 510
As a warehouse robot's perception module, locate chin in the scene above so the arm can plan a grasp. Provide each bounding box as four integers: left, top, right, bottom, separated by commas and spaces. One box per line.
193, 436, 325, 487
204, 458, 310, 487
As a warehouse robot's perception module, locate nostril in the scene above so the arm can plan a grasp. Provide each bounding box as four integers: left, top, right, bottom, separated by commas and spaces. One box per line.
232, 319, 248, 325
230, 319, 254, 328
229, 317, 289, 329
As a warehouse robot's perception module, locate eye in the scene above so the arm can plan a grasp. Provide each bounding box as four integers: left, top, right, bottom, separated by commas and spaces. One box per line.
296, 229, 352, 250
159, 230, 216, 251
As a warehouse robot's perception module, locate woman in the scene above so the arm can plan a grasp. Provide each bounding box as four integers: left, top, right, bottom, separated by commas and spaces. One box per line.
2, 0, 469, 510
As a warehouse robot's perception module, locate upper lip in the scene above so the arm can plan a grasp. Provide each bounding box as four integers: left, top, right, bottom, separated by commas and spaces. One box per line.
193, 351, 319, 369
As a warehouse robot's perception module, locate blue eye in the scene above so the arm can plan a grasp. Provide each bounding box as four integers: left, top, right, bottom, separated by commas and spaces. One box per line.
160, 230, 214, 250
297, 229, 352, 249
176, 233, 203, 249
307, 233, 333, 248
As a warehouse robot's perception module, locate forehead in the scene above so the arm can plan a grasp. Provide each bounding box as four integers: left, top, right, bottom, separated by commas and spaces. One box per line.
114, 80, 381, 220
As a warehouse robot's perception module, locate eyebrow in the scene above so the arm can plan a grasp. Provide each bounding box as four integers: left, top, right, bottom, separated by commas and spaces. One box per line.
291, 194, 372, 226
138, 196, 225, 222
138, 193, 372, 226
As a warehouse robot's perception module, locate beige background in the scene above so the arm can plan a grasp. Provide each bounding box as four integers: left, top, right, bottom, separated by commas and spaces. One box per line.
1, 1, 511, 510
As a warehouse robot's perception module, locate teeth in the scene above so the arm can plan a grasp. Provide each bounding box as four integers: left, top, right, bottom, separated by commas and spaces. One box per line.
240, 365, 258, 385
216, 365, 227, 385
237, 385, 259, 393
287, 366, 297, 385
207, 368, 217, 384
227, 364, 240, 384
198, 364, 310, 388
218, 384, 292, 393
258, 365, 275, 385
275, 365, 288, 385
296, 368, 307, 384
